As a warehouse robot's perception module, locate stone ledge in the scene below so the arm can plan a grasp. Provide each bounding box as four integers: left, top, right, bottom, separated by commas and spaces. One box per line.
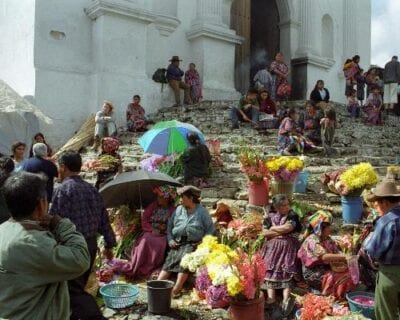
186, 23, 243, 45
292, 55, 335, 70
153, 14, 181, 36
85, 0, 156, 23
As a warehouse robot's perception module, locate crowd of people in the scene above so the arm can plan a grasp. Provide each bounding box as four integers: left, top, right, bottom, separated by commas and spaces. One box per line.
1, 52, 400, 320
343, 55, 400, 125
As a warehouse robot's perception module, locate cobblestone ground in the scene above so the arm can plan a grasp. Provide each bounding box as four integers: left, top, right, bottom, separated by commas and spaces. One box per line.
77, 100, 400, 319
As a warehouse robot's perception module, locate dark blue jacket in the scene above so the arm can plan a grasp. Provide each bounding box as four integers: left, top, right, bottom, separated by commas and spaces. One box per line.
166, 63, 184, 81
21, 157, 58, 201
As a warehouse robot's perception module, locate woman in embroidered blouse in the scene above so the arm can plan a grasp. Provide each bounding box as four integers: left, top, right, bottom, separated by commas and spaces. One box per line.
298, 101, 322, 145
126, 95, 147, 132
112, 186, 176, 279
184, 63, 202, 104
158, 185, 215, 296
262, 194, 301, 316
364, 85, 383, 125
298, 210, 356, 300
270, 52, 289, 101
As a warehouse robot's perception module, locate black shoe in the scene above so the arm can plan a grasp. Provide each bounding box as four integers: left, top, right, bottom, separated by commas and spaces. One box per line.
231, 124, 239, 130
281, 297, 295, 317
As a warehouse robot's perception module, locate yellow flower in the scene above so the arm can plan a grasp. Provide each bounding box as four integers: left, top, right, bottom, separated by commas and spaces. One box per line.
226, 275, 242, 296
340, 162, 379, 192
205, 250, 230, 266
198, 235, 219, 251
266, 156, 303, 172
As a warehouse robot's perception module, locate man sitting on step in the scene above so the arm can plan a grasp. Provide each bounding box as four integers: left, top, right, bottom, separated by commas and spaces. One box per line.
230, 87, 260, 130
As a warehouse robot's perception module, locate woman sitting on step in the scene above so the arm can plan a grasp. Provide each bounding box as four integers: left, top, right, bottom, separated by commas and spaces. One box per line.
158, 186, 215, 297
298, 210, 356, 300
297, 101, 322, 146
363, 85, 383, 125
111, 186, 176, 279
182, 132, 211, 188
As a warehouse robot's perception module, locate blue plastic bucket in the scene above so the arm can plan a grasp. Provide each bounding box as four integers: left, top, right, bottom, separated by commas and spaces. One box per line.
294, 171, 310, 193
341, 196, 363, 224
346, 291, 375, 320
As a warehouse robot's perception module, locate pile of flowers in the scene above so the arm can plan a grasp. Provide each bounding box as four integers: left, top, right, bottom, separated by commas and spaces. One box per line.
220, 212, 264, 246
108, 206, 142, 258
82, 155, 121, 172
335, 162, 379, 196
298, 294, 350, 320
180, 235, 266, 308
238, 146, 268, 182
266, 156, 304, 182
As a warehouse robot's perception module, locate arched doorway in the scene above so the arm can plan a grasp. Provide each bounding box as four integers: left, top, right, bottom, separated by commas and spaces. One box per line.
231, 0, 280, 94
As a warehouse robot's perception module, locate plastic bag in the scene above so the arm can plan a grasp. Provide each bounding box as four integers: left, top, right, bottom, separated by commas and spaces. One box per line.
347, 255, 360, 285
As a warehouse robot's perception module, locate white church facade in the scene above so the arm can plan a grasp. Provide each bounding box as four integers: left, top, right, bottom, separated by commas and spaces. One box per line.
0, 0, 371, 146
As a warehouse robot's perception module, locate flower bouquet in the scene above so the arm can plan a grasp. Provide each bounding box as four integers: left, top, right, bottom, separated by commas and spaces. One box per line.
238, 146, 268, 182
180, 235, 266, 309
266, 156, 304, 182
335, 162, 379, 197
220, 213, 264, 247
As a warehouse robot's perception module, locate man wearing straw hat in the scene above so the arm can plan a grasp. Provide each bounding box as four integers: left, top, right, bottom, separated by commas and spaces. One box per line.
166, 56, 192, 106
365, 180, 400, 320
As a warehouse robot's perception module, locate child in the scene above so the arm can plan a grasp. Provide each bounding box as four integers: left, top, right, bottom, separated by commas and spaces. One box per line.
347, 88, 360, 118
364, 86, 383, 125
320, 108, 338, 157
356, 69, 366, 105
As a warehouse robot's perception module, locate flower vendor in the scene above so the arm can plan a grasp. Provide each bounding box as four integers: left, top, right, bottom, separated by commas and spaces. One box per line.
365, 181, 400, 320
111, 186, 176, 279
158, 185, 215, 296
297, 210, 356, 300
94, 137, 122, 190
262, 194, 302, 316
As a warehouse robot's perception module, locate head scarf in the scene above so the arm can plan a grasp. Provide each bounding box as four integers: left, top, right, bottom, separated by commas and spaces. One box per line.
153, 185, 177, 202
101, 137, 120, 154
303, 210, 333, 239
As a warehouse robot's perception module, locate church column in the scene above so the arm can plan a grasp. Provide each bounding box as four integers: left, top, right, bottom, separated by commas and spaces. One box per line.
296, 0, 317, 57
186, 0, 242, 99
195, 0, 223, 26
343, 0, 357, 58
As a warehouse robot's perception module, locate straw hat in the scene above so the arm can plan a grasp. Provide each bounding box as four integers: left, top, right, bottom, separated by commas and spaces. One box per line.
177, 185, 201, 197
367, 180, 400, 202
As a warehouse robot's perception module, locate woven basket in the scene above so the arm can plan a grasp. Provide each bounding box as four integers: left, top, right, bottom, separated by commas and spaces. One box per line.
100, 283, 139, 309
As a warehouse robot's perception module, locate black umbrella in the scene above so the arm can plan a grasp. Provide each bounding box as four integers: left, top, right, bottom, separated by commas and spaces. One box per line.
99, 170, 182, 208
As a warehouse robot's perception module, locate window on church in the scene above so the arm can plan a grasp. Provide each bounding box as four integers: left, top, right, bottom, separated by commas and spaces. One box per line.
49, 30, 66, 40
321, 15, 334, 59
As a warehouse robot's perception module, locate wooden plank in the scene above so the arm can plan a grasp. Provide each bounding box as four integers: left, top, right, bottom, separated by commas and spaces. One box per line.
230, 0, 251, 94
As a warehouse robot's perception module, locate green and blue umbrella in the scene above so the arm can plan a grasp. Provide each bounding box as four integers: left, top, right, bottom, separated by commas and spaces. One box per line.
138, 120, 205, 155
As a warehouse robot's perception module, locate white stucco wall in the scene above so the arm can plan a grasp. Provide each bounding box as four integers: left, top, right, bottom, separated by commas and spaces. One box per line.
33, 0, 93, 147
0, 0, 36, 97
0, 0, 371, 147
297, 0, 371, 103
